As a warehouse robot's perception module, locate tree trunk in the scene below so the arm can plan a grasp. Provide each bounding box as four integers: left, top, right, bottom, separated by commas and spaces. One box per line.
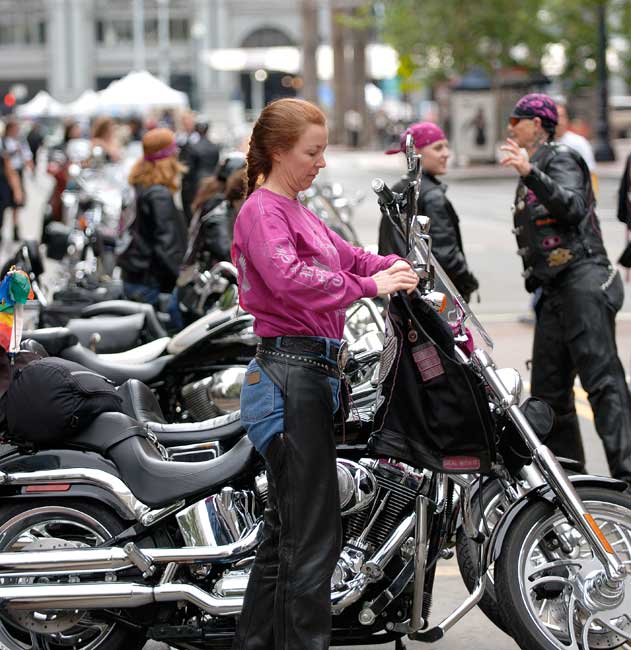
331, 4, 348, 144
351, 11, 368, 147
302, 0, 319, 104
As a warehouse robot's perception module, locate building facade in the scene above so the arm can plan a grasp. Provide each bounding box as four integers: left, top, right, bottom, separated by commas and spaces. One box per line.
0, 0, 313, 118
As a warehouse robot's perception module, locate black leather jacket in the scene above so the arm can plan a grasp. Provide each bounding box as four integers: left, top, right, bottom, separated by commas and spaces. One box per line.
512, 142, 608, 291
617, 151, 631, 227
181, 138, 220, 194
118, 184, 188, 292
183, 199, 234, 269
378, 171, 478, 299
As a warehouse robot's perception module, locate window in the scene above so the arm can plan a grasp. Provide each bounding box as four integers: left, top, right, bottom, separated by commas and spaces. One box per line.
170, 18, 189, 41
0, 5, 47, 47
95, 19, 134, 46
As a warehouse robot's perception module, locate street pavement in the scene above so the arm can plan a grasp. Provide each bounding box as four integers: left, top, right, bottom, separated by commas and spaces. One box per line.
9, 146, 631, 650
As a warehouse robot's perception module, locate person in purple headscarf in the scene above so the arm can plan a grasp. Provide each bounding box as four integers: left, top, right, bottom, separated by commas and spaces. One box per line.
501, 92, 631, 485
379, 121, 479, 301
118, 128, 188, 306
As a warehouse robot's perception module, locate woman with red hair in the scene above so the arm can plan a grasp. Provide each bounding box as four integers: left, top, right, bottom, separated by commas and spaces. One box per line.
232, 98, 418, 650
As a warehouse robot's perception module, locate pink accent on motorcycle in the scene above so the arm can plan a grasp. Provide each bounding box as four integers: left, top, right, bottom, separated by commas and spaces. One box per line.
412, 343, 444, 381
542, 235, 562, 250
443, 456, 482, 471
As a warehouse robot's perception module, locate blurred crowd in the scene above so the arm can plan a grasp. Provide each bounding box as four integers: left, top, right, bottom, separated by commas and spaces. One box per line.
0, 109, 241, 245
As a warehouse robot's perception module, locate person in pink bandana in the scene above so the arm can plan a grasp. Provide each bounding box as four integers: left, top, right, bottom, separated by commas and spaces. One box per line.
379, 121, 479, 301
118, 128, 188, 306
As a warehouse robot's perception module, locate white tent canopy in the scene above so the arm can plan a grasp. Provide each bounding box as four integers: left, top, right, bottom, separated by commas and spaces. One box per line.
16, 90, 65, 118
64, 89, 100, 117
96, 70, 189, 114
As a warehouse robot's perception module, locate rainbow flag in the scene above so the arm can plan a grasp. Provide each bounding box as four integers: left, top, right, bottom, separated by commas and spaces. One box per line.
0, 270, 34, 353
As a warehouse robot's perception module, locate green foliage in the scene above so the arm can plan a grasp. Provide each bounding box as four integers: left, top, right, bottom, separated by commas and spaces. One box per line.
382, 0, 630, 90
383, 0, 549, 84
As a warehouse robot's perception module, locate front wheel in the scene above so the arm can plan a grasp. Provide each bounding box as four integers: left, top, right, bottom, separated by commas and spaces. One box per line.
0, 499, 146, 650
495, 487, 631, 650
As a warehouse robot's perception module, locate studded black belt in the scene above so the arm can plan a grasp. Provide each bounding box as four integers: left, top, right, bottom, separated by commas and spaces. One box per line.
256, 345, 344, 377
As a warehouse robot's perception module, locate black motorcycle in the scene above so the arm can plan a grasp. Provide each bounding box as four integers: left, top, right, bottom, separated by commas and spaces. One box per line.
0, 139, 627, 650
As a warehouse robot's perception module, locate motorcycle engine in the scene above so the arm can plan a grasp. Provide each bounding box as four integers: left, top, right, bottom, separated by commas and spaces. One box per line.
343, 459, 425, 551
181, 367, 246, 420
204, 458, 425, 608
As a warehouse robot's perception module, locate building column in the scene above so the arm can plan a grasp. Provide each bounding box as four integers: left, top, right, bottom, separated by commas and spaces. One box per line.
46, 0, 95, 101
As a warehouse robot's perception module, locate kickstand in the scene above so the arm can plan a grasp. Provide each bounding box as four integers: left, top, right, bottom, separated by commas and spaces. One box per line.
395, 638, 407, 650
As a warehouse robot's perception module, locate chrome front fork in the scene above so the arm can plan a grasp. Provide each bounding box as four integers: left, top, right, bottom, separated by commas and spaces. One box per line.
474, 348, 627, 586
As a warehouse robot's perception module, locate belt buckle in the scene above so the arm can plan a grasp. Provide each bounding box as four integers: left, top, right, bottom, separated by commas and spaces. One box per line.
336, 340, 349, 371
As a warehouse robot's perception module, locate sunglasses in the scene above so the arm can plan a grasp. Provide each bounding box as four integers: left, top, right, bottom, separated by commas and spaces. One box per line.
509, 116, 533, 127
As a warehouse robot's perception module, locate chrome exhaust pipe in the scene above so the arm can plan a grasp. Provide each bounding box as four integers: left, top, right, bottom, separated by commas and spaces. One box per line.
2, 582, 242, 616
0, 523, 261, 578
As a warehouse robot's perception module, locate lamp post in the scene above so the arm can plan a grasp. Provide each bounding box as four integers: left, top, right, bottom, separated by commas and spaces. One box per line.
593, 1, 615, 162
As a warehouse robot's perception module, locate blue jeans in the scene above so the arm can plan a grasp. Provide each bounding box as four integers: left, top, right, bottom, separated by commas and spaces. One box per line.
240, 358, 339, 455
123, 282, 160, 306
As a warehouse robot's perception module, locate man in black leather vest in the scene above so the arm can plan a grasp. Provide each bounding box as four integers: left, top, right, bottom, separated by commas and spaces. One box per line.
501, 93, 631, 484
379, 122, 479, 301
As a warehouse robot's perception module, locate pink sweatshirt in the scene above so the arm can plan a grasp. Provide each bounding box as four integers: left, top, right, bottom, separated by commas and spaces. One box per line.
232, 187, 401, 339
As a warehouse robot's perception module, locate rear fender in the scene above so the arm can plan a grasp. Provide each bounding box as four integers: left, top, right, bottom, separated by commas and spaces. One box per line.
0, 449, 136, 521
0, 484, 136, 521
486, 474, 628, 565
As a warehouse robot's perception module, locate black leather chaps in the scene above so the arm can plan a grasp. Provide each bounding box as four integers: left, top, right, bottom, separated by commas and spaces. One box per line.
233, 350, 342, 650
532, 263, 631, 483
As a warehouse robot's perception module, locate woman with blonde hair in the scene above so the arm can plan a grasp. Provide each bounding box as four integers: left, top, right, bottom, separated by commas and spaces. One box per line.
232, 98, 417, 649
118, 128, 187, 305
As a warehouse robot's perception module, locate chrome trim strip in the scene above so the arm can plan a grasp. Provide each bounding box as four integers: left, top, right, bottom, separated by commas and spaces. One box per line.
0, 523, 262, 577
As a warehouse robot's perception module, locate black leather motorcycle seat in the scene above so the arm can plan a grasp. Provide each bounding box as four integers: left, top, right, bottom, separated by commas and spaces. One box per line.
66, 412, 255, 508
108, 432, 255, 508
60, 344, 173, 384
67, 313, 145, 353
67, 412, 148, 456
82, 300, 167, 340
147, 410, 244, 446
23, 328, 79, 357
118, 379, 167, 424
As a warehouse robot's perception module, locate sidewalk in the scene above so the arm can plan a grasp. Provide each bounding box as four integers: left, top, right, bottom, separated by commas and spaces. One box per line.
327, 138, 631, 181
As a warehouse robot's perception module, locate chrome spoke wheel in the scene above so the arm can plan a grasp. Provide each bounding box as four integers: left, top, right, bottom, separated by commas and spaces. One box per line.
0, 503, 131, 650
518, 500, 631, 649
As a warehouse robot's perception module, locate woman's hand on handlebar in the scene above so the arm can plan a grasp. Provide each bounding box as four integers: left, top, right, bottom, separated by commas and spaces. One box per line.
372, 263, 419, 296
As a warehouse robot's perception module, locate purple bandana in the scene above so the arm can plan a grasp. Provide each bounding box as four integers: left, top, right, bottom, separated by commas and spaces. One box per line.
385, 122, 446, 155
144, 142, 178, 162
511, 93, 558, 126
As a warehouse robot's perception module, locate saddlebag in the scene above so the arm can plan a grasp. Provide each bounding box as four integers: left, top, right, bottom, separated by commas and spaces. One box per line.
5, 357, 123, 445
370, 294, 496, 474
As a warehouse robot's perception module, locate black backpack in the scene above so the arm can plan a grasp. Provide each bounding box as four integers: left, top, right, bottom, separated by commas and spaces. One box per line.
370, 294, 496, 474
6, 357, 123, 445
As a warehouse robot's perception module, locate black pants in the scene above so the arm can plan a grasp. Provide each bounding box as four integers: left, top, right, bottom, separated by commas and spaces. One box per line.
233, 354, 342, 650
531, 263, 631, 482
